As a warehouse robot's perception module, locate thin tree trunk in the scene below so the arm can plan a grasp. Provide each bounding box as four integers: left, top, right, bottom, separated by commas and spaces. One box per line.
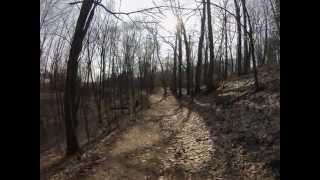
224, 7, 228, 79
229, 45, 233, 74
234, 0, 242, 76
206, 0, 215, 92
244, 3, 259, 91
178, 25, 183, 97
172, 33, 178, 94
155, 38, 167, 95
181, 21, 191, 95
203, 40, 209, 87
241, 0, 249, 74
263, 9, 268, 65
195, 0, 206, 93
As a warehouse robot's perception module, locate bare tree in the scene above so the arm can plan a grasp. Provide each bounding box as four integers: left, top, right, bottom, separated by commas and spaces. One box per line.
241, 0, 250, 74
172, 32, 178, 94
243, 2, 259, 91
234, 0, 242, 76
63, 0, 96, 156
262, 1, 269, 65
203, 37, 209, 86
177, 22, 183, 97
181, 20, 191, 95
155, 35, 168, 95
223, 0, 229, 78
206, 0, 215, 92
195, 0, 206, 93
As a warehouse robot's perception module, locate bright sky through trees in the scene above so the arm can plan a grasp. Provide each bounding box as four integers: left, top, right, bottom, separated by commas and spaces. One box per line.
113, 0, 200, 54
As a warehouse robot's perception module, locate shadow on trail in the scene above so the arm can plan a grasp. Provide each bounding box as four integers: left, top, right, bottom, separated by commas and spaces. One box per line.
175, 91, 280, 179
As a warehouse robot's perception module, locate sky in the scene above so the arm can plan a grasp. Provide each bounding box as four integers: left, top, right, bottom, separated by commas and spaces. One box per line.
41, 0, 250, 75
41, 0, 275, 81
112, 0, 201, 55
43, 0, 229, 57
116, 0, 178, 33
109, 0, 239, 57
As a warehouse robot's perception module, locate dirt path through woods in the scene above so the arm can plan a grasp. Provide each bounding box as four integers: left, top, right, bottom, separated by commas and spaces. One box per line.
68, 91, 217, 180
48, 65, 280, 180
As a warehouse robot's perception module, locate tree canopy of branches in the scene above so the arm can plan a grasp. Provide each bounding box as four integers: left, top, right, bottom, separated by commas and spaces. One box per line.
40, 0, 279, 157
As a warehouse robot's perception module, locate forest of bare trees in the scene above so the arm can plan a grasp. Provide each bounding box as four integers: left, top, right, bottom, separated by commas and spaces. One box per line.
40, 0, 280, 179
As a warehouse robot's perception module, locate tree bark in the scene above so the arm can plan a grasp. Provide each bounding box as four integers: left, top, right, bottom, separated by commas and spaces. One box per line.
178, 25, 183, 97
263, 7, 268, 65
203, 40, 209, 85
63, 0, 95, 156
224, 5, 228, 79
206, 0, 215, 92
172, 33, 178, 94
241, 0, 249, 74
195, 0, 206, 93
244, 3, 259, 91
269, 0, 280, 37
181, 21, 191, 95
234, 0, 242, 76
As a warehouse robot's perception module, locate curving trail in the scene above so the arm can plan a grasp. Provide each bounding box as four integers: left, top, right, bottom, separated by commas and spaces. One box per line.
50, 82, 279, 180
61, 91, 218, 180
47, 65, 280, 180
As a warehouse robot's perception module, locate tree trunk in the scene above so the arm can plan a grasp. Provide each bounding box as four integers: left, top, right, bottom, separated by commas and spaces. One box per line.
195, 0, 206, 93
178, 25, 183, 97
63, 0, 95, 156
269, 0, 280, 37
206, 0, 215, 92
172, 33, 178, 94
229, 45, 233, 74
155, 38, 167, 96
181, 21, 191, 95
203, 40, 209, 88
241, 0, 249, 74
244, 3, 259, 91
263, 10, 268, 65
224, 7, 228, 79
234, 0, 242, 76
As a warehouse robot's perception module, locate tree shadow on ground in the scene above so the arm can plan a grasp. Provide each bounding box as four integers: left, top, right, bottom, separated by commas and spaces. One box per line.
176, 92, 280, 180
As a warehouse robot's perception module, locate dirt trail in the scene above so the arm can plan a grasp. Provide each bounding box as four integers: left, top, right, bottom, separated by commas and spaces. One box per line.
48, 90, 278, 180
47, 65, 279, 180
57, 91, 215, 180
49, 73, 279, 180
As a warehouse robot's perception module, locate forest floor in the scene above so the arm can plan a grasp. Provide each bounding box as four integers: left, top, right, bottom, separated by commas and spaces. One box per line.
43, 64, 280, 180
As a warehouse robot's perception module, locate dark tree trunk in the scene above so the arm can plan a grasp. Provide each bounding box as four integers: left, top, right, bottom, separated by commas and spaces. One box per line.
206, 0, 215, 92
172, 33, 178, 94
203, 40, 209, 84
155, 38, 167, 96
244, 3, 260, 91
217, 30, 224, 81
229, 45, 233, 74
178, 26, 183, 97
181, 22, 191, 95
195, 0, 206, 93
224, 8, 228, 79
242, 0, 249, 74
234, 0, 242, 76
63, 0, 95, 156
263, 10, 268, 65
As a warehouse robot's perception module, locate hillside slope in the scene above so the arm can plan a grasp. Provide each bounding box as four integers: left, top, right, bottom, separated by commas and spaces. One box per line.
189, 64, 280, 179
43, 64, 280, 180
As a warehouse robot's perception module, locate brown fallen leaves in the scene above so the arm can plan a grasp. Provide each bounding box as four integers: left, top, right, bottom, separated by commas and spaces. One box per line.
44, 64, 280, 180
